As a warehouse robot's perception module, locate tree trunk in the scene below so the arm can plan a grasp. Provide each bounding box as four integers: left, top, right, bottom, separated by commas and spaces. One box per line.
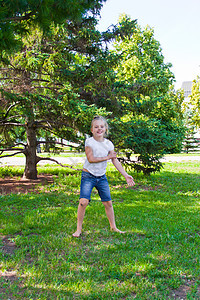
23, 124, 38, 179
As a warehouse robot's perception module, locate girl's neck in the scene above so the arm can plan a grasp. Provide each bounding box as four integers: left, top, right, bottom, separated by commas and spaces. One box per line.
93, 136, 104, 142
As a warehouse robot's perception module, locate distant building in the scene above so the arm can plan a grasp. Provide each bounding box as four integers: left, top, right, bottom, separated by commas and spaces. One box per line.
181, 81, 200, 142
181, 81, 192, 99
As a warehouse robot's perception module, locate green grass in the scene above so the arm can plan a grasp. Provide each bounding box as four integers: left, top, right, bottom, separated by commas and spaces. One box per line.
0, 160, 200, 299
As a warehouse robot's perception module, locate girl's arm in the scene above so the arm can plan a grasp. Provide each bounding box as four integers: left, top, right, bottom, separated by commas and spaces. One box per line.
85, 146, 117, 163
111, 153, 135, 186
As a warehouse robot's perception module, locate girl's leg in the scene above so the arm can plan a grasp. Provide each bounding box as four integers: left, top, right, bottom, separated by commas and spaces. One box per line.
72, 198, 89, 237
102, 201, 125, 233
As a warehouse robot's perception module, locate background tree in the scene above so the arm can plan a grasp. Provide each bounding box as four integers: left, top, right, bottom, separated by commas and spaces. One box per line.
0, 1, 112, 179
0, 13, 185, 177
0, 0, 106, 52
107, 16, 185, 173
1, 9, 134, 179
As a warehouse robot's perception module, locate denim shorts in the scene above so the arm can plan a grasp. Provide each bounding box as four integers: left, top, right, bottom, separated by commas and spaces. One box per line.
80, 171, 111, 202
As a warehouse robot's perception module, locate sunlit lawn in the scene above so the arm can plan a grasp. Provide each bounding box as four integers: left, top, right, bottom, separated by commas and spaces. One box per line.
0, 160, 200, 299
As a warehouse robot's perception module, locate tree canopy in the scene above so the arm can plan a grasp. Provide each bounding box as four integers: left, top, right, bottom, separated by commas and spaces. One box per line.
0, 12, 185, 178
0, 0, 106, 52
107, 17, 185, 173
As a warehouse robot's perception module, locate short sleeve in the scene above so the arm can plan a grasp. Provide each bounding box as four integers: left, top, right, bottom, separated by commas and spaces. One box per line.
85, 138, 89, 147
85, 138, 93, 147
107, 140, 114, 151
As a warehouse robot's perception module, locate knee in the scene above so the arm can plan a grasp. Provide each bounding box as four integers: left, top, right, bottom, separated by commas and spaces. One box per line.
79, 198, 89, 207
103, 200, 113, 208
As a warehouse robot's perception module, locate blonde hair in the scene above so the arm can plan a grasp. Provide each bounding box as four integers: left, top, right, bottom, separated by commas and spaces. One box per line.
91, 116, 109, 135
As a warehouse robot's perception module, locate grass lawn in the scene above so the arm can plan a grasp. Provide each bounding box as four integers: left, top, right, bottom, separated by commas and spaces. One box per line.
0, 160, 200, 299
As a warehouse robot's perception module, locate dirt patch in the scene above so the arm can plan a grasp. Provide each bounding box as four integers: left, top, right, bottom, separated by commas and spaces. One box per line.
0, 235, 17, 256
0, 269, 25, 298
0, 174, 54, 195
170, 280, 200, 299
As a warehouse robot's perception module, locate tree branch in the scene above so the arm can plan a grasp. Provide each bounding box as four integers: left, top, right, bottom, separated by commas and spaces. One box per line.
0, 151, 25, 159
36, 156, 81, 170
0, 77, 10, 81
3, 103, 19, 120
37, 141, 79, 148
0, 122, 25, 126
5, 115, 23, 121
2, 12, 35, 23
0, 143, 26, 151
31, 79, 63, 86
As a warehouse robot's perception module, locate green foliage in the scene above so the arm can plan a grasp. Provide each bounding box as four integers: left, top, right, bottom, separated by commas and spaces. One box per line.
105, 17, 185, 173
0, 0, 106, 52
0, 17, 115, 145
0, 166, 15, 177
0, 9, 114, 178
0, 1, 109, 178
0, 12, 185, 175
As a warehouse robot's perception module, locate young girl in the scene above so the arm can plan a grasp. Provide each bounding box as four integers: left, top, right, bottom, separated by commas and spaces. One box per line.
72, 116, 135, 237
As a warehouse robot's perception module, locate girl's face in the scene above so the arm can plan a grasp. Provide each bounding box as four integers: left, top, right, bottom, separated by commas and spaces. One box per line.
91, 120, 106, 141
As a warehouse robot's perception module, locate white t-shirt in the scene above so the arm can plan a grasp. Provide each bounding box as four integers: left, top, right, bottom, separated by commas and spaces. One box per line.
83, 137, 114, 176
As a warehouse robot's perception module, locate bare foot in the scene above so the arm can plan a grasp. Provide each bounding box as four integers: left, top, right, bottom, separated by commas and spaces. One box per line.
111, 228, 126, 234
72, 230, 82, 237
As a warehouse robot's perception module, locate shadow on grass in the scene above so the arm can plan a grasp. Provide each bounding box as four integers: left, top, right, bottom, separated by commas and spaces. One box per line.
1, 225, 198, 299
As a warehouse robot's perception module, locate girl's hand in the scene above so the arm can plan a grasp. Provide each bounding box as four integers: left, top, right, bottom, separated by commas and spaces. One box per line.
108, 150, 117, 160
125, 174, 135, 186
